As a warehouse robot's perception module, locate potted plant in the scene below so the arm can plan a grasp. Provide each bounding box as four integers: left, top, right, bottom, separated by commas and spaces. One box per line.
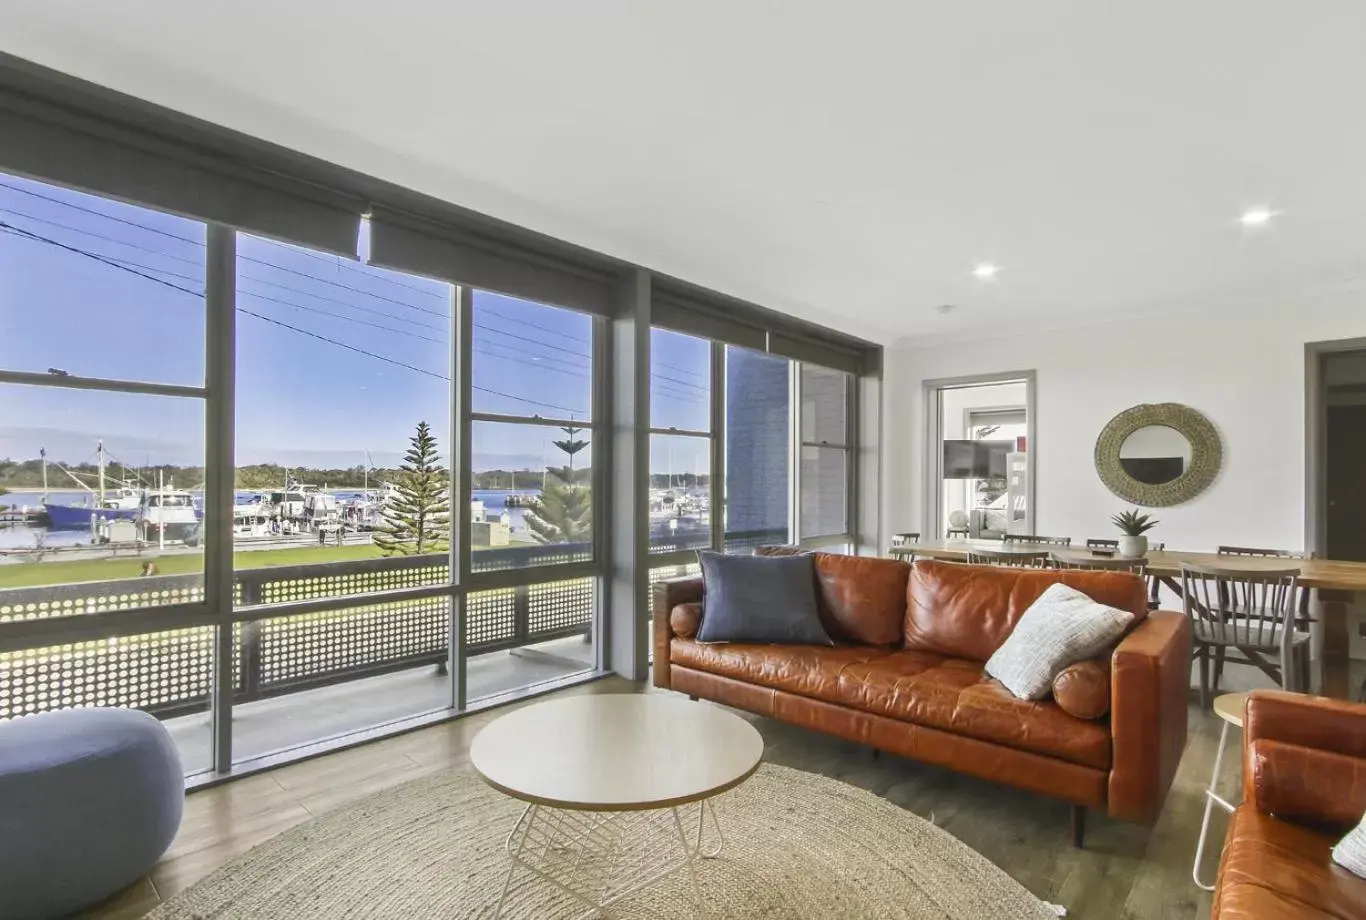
1112, 508, 1158, 557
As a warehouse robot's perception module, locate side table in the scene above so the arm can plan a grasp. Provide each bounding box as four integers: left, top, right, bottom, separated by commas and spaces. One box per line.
1192, 691, 1247, 891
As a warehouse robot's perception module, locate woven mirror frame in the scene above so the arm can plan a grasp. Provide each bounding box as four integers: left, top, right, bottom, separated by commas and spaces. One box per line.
1094, 403, 1221, 506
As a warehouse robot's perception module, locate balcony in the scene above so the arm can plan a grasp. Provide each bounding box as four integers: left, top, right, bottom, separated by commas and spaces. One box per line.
0, 550, 597, 775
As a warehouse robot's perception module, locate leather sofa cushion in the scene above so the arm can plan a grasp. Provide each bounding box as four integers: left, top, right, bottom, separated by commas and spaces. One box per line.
1053, 660, 1111, 720
1215, 807, 1366, 920
905, 560, 1149, 662
812, 553, 911, 646
670, 640, 1111, 769
695, 551, 832, 646
670, 603, 702, 639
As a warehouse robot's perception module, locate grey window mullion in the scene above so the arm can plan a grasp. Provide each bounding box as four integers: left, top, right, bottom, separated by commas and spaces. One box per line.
453, 285, 473, 710
709, 341, 725, 551
204, 223, 235, 774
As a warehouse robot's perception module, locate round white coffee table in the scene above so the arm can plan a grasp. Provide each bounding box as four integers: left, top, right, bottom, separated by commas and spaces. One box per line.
471, 694, 764, 919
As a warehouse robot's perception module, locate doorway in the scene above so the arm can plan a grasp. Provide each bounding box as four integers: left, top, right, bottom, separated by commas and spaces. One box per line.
923, 372, 1036, 540
1308, 342, 1366, 562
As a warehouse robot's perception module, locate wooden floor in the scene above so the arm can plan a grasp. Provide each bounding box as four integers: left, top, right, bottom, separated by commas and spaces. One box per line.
83, 665, 1291, 920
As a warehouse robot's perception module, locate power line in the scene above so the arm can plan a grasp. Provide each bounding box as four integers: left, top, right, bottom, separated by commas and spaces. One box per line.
0, 180, 202, 245
0, 222, 587, 416
0, 223, 441, 344
0, 205, 451, 334
0, 185, 696, 379
255, 234, 446, 300
0, 180, 449, 318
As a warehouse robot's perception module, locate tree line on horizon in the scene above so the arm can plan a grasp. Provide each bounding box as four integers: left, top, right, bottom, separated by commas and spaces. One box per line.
0, 455, 602, 493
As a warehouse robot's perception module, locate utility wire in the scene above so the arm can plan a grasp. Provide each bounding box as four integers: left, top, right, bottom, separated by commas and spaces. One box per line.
0, 204, 452, 335
2, 183, 709, 384
0, 222, 586, 415
0, 179, 447, 318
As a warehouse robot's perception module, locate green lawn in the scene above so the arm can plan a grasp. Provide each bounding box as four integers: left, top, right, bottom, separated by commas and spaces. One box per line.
0, 543, 389, 589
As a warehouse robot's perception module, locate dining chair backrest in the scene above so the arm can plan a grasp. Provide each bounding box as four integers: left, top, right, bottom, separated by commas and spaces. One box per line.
1051, 552, 1147, 574
967, 549, 1051, 568
891, 532, 921, 547
1216, 546, 1313, 615
1003, 534, 1073, 546
1180, 563, 1300, 649
1216, 545, 1313, 560
1086, 538, 1119, 549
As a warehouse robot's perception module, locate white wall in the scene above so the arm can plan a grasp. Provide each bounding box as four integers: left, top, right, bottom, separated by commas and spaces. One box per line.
883, 297, 1366, 553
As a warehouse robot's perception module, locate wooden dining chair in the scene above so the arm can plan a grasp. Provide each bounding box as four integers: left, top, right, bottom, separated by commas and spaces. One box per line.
1180, 563, 1308, 708
1086, 538, 1119, 549
1051, 552, 1147, 575
1216, 545, 1315, 678
891, 532, 920, 547
1002, 534, 1073, 546
967, 549, 1051, 568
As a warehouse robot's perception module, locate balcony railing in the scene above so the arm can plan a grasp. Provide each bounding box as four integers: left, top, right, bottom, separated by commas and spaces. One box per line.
0, 547, 593, 721
0, 529, 789, 722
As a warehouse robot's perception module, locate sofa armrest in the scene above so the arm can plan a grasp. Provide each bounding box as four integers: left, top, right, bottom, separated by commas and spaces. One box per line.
1107, 610, 1192, 823
1244, 691, 1366, 830
651, 577, 704, 690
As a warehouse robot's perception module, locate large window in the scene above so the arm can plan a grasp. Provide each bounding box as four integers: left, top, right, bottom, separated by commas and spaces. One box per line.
466, 292, 597, 703
650, 329, 711, 554
229, 230, 455, 761
799, 365, 851, 541
724, 346, 793, 551
0, 171, 213, 773
0, 111, 871, 784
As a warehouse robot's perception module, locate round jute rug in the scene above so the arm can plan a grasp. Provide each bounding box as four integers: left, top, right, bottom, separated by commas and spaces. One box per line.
150, 763, 1057, 919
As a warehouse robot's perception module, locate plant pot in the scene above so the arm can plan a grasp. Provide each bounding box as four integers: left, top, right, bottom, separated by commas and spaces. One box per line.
1118, 535, 1148, 557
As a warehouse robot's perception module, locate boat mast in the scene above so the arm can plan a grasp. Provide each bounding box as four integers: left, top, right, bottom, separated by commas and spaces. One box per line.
158, 468, 166, 552
97, 439, 106, 506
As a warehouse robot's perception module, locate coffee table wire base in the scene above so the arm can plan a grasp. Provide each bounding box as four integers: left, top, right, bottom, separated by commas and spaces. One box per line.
493, 799, 724, 919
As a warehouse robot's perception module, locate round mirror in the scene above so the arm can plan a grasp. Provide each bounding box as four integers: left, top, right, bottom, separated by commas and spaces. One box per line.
1094, 403, 1221, 506
1118, 425, 1191, 485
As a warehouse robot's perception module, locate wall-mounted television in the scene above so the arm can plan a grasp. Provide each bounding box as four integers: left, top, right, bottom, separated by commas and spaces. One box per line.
943, 440, 1011, 479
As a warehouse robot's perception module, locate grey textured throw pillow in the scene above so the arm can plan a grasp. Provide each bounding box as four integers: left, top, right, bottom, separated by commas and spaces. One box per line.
985, 582, 1134, 700
1333, 814, 1366, 878
695, 551, 832, 646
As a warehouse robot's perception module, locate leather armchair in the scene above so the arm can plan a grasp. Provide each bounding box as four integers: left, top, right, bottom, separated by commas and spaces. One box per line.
1212, 691, 1366, 919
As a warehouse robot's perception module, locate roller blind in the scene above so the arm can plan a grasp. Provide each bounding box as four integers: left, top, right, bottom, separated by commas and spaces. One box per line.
0, 71, 364, 256
653, 297, 862, 374
368, 208, 616, 316
650, 294, 767, 352
766, 331, 861, 375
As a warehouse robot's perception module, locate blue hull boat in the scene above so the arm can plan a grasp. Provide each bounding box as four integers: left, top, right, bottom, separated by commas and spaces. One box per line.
42, 502, 139, 531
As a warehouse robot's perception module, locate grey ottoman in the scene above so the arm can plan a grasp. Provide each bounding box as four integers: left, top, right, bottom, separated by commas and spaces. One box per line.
0, 708, 184, 920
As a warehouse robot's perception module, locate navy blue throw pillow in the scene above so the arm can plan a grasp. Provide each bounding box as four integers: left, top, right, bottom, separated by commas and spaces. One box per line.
695, 550, 833, 645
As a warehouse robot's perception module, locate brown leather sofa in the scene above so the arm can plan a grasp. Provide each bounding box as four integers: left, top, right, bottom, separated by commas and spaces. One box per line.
652, 554, 1192, 845
1212, 691, 1366, 919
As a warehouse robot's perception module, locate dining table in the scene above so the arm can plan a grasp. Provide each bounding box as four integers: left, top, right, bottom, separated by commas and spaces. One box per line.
887, 539, 1366, 699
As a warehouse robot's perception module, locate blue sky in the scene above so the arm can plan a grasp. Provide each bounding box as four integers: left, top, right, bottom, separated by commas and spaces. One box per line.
0, 172, 712, 477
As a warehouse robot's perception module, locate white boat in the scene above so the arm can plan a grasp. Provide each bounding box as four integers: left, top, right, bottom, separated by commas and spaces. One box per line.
304, 490, 339, 525
138, 488, 199, 542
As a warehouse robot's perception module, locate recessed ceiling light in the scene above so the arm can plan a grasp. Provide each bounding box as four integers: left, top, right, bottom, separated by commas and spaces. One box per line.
1239, 207, 1279, 228
972, 263, 1000, 281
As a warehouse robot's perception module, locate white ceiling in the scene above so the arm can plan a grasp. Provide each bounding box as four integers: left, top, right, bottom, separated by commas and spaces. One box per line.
4, 1, 1366, 345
